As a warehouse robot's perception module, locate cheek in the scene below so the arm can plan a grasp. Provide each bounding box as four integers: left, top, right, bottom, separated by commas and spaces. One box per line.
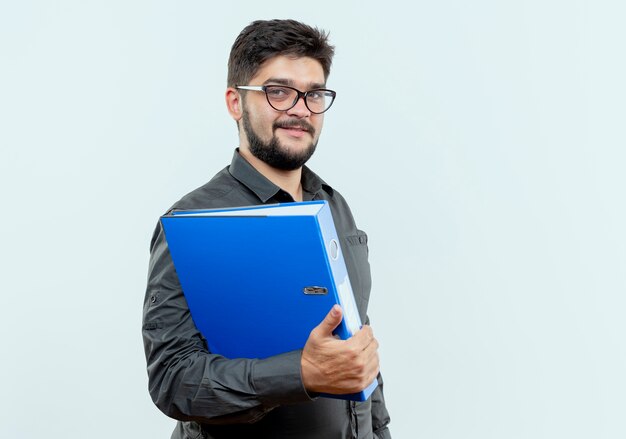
255, 109, 277, 130
244, 101, 273, 129
313, 117, 324, 138
249, 112, 274, 138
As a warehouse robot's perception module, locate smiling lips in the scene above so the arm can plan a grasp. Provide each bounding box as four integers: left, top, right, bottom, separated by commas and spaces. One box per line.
280, 126, 308, 136
275, 123, 313, 138
282, 126, 307, 132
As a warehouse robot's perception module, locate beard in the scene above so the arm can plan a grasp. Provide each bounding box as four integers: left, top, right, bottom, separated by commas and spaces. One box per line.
241, 108, 318, 171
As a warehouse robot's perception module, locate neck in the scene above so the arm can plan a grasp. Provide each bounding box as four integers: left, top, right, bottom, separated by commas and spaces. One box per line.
239, 147, 304, 202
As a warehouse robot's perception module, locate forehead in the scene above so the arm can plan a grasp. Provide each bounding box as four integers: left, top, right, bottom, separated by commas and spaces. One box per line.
249, 55, 326, 88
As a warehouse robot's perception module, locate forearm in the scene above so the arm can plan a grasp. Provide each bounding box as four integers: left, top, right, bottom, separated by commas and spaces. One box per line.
142, 223, 312, 424
144, 333, 311, 424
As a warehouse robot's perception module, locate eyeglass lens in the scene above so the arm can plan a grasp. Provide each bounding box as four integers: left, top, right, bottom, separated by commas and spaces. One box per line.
265, 86, 335, 113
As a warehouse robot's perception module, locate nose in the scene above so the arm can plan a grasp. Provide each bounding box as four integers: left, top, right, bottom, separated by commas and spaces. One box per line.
286, 95, 311, 118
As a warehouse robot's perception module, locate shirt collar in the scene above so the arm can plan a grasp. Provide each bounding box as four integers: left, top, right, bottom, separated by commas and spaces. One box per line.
228, 149, 333, 203
301, 164, 334, 197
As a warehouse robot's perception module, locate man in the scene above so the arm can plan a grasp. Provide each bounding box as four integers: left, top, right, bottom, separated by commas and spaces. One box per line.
143, 19, 391, 438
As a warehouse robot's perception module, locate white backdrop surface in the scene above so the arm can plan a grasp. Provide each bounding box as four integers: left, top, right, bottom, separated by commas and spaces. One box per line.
1, 1, 625, 438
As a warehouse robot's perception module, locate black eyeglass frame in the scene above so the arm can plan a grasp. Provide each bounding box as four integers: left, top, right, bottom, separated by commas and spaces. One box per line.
236, 85, 337, 114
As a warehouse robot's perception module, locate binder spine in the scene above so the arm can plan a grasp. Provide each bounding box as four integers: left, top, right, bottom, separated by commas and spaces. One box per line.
316, 202, 363, 340
316, 201, 378, 401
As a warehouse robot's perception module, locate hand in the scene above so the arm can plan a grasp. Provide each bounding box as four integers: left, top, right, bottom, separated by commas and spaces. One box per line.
301, 304, 380, 394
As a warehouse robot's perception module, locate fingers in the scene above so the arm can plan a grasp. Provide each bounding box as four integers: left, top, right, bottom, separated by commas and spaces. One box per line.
314, 304, 343, 337
344, 337, 379, 393
359, 337, 380, 388
302, 317, 381, 394
345, 326, 379, 391
349, 324, 376, 351
362, 339, 379, 373
359, 331, 379, 371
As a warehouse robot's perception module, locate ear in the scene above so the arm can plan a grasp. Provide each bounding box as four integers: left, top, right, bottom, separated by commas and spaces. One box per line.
225, 87, 243, 121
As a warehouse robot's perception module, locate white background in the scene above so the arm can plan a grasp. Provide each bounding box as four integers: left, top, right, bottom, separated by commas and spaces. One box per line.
2, 1, 625, 438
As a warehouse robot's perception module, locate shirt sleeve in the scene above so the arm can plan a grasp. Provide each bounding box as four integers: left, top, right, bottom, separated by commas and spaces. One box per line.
142, 222, 313, 424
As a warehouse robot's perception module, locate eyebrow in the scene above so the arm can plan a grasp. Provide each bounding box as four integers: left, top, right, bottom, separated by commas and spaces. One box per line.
262, 77, 326, 89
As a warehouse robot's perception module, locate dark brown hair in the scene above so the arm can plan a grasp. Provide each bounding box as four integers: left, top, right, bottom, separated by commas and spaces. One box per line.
227, 19, 335, 87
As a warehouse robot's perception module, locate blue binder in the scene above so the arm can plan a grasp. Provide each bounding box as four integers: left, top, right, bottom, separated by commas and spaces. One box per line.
160, 200, 377, 401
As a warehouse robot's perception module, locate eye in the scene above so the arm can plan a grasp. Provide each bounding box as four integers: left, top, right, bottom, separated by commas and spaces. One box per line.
265, 86, 291, 100
307, 90, 323, 100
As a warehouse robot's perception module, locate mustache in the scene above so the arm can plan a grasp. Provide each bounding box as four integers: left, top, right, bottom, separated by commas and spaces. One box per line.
273, 119, 315, 135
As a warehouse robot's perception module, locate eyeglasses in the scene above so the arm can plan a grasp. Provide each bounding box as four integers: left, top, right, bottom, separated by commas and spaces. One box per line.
236, 85, 336, 114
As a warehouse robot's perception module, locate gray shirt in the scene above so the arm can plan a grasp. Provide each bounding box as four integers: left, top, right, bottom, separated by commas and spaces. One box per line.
142, 150, 391, 439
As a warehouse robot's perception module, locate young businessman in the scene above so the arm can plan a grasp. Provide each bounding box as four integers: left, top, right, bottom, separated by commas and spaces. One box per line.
143, 19, 391, 438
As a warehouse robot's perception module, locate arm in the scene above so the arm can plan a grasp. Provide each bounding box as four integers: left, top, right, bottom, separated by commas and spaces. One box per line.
142, 223, 312, 424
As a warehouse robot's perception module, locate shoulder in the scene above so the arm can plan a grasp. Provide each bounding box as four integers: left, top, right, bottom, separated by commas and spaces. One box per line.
317, 182, 354, 221
167, 166, 244, 212
315, 182, 363, 237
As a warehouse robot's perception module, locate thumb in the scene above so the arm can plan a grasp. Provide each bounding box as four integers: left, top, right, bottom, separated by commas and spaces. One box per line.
316, 304, 343, 336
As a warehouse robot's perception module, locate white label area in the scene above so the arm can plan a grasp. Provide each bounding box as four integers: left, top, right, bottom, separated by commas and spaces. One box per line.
337, 275, 361, 335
